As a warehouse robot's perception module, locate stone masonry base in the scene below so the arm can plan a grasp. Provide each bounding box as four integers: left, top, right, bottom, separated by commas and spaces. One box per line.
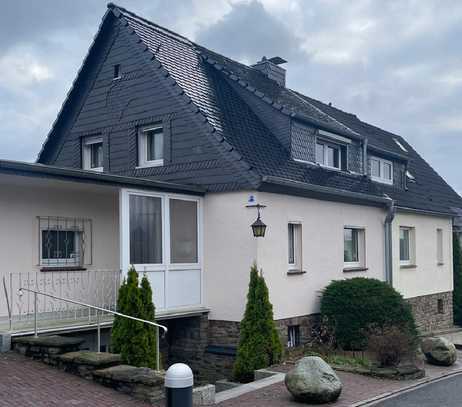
405, 291, 453, 334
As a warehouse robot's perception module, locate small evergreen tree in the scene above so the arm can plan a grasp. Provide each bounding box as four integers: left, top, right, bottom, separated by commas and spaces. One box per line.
111, 267, 158, 368
233, 264, 282, 383
453, 233, 462, 325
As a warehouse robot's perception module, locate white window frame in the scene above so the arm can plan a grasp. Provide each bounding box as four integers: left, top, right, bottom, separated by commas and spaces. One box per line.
399, 226, 415, 266
287, 325, 301, 348
437, 228, 444, 265
343, 226, 366, 269
288, 222, 303, 272
137, 125, 164, 168
82, 135, 103, 172
40, 227, 82, 266
370, 156, 393, 185
316, 141, 341, 170
119, 189, 203, 311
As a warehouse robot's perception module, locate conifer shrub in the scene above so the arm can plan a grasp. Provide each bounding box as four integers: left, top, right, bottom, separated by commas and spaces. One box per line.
233, 264, 283, 383
453, 233, 462, 325
320, 277, 417, 350
111, 266, 158, 368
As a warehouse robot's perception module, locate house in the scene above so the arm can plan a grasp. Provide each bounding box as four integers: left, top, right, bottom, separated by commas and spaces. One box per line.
1, 3, 462, 380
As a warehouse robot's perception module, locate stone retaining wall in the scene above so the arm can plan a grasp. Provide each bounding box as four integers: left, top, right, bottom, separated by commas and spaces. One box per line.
406, 291, 453, 333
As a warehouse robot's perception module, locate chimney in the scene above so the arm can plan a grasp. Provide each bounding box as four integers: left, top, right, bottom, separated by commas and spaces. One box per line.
251, 56, 287, 87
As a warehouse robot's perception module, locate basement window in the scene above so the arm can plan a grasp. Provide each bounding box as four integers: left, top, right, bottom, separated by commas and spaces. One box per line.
437, 299, 444, 314
288, 325, 301, 348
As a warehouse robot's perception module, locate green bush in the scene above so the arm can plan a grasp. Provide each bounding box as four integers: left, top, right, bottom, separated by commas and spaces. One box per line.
320, 277, 417, 350
233, 264, 283, 383
453, 233, 462, 325
111, 266, 158, 368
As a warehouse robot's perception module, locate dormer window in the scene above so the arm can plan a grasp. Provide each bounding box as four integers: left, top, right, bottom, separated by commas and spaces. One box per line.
138, 124, 164, 168
82, 135, 103, 172
370, 156, 393, 185
316, 141, 341, 170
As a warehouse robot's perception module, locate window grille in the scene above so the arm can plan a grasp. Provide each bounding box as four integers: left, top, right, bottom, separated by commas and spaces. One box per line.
38, 216, 93, 267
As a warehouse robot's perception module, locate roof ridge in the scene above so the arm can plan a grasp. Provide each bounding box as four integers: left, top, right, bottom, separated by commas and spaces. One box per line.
107, 3, 193, 46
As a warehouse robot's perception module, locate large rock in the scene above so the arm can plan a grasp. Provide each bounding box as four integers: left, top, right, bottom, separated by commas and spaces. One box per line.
285, 357, 342, 404
421, 337, 457, 366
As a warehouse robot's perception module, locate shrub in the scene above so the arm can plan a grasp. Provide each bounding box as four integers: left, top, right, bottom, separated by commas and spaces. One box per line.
367, 325, 413, 367
453, 233, 462, 325
233, 264, 283, 383
111, 266, 158, 369
320, 277, 417, 350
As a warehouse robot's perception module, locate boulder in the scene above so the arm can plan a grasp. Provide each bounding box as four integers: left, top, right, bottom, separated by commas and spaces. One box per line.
421, 337, 457, 366
285, 356, 342, 404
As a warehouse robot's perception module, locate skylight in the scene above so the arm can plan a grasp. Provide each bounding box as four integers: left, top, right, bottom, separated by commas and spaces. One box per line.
406, 170, 415, 181
394, 138, 408, 153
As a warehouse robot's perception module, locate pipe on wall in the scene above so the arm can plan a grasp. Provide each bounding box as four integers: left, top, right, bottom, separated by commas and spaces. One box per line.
384, 197, 396, 286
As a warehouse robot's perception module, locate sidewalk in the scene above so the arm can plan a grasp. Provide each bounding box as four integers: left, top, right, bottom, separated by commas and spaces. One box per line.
217, 352, 462, 406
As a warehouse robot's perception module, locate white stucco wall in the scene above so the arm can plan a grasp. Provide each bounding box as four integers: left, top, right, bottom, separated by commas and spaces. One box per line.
204, 190, 388, 321
0, 175, 120, 274
392, 211, 453, 299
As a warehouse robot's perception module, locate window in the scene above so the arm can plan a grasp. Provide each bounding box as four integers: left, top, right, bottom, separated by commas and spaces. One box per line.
370, 156, 393, 185
138, 125, 164, 167
170, 199, 198, 263
82, 136, 103, 171
288, 223, 302, 271
316, 141, 341, 169
344, 227, 365, 268
38, 216, 92, 268
400, 227, 415, 266
406, 170, 416, 182
129, 195, 163, 264
437, 228, 444, 265
437, 299, 444, 314
113, 64, 121, 79
288, 325, 300, 348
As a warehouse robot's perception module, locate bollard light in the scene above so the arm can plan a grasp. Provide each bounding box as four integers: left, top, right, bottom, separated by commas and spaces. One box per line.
165, 363, 194, 407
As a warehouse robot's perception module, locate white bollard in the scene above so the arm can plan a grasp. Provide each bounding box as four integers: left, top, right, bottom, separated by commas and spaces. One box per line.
165, 363, 194, 407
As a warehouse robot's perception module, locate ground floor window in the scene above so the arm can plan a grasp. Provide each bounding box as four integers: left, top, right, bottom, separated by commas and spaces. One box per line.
344, 227, 365, 268
400, 226, 415, 266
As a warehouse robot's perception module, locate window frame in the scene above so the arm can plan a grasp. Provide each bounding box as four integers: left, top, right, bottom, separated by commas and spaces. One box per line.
82, 135, 103, 172
287, 325, 301, 348
137, 124, 164, 168
399, 226, 415, 266
40, 227, 82, 267
343, 226, 366, 269
370, 156, 393, 185
288, 222, 303, 272
316, 140, 342, 170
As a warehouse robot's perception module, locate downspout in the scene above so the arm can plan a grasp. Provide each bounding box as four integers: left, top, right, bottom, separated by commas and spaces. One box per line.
384, 197, 396, 286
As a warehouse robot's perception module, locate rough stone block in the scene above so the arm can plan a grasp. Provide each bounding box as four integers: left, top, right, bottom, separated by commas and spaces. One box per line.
193, 384, 215, 405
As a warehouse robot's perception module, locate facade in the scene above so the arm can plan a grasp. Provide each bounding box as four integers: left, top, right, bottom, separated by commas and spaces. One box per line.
1, 3, 462, 381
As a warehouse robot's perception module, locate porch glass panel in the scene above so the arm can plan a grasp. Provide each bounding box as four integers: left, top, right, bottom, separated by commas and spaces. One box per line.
170, 199, 198, 263
129, 195, 162, 264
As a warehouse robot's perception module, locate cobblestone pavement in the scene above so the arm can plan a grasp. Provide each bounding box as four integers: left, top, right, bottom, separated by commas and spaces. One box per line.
0, 352, 157, 407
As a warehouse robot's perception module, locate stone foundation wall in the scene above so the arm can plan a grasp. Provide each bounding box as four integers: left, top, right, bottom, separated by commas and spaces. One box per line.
406, 291, 453, 333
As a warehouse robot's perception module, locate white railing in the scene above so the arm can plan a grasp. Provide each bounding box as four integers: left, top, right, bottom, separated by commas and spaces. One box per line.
1, 270, 120, 332
18, 287, 167, 371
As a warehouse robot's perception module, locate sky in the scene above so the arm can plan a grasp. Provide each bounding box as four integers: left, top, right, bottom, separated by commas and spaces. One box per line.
1, 0, 461, 194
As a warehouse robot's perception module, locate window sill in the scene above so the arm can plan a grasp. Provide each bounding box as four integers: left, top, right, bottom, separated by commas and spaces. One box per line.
287, 269, 307, 276
83, 167, 103, 172
343, 266, 368, 273
400, 264, 417, 269
40, 266, 87, 272
136, 160, 164, 169
371, 177, 393, 186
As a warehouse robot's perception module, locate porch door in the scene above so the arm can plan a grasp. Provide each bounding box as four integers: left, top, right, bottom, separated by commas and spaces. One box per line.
124, 191, 202, 311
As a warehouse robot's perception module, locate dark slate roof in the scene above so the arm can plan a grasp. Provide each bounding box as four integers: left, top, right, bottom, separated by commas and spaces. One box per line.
40, 3, 462, 215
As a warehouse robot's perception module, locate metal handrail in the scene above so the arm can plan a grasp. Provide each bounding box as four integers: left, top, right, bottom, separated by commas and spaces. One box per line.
19, 287, 167, 370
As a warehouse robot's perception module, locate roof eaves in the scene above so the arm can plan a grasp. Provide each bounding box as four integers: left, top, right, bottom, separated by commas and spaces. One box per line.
0, 160, 205, 194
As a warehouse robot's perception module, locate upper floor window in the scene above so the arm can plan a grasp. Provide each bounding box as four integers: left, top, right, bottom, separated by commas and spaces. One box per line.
82, 135, 103, 171
138, 125, 164, 168
316, 141, 341, 170
370, 156, 393, 185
